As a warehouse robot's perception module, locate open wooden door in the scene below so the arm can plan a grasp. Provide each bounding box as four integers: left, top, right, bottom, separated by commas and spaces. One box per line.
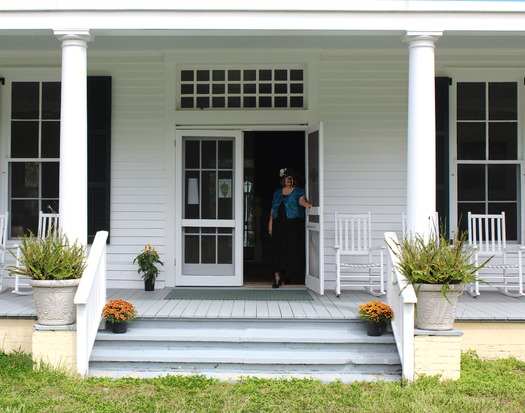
304, 123, 324, 294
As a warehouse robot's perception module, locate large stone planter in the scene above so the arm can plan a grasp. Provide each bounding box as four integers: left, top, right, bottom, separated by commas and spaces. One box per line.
29, 279, 81, 326
414, 283, 464, 331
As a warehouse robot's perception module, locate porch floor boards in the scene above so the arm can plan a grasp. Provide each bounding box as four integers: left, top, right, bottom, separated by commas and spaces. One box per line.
0, 286, 524, 321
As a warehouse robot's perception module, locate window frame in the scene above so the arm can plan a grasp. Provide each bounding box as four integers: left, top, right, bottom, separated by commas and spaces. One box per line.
0, 70, 111, 243
448, 69, 525, 242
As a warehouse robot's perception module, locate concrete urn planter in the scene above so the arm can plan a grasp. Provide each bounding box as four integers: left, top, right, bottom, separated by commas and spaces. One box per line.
414, 283, 463, 331
29, 279, 81, 326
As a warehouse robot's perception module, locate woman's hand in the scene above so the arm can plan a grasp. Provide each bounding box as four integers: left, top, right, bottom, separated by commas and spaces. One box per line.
300, 197, 312, 211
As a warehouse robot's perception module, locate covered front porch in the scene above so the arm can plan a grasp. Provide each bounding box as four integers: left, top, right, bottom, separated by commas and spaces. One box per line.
0, 284, 524, 382
2, 286, 523, 322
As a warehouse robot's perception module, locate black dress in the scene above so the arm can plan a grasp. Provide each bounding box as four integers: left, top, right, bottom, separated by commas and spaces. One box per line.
271, 200, 306, 283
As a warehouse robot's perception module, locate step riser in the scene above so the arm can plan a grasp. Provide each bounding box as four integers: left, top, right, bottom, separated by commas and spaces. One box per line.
90, 318, 401, 382
89, 361, 402, 376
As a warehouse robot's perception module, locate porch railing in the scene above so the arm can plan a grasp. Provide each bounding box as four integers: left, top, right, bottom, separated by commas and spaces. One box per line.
384, 232, 417, 382
74, 230, 108, 377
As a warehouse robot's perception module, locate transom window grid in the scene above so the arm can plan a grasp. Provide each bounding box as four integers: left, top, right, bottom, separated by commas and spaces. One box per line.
178, 67, 306, 110
455, 81, 520, 240
9, 81, 60, 237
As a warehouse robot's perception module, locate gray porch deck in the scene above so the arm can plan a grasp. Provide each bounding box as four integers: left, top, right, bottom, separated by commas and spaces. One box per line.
0, 286, 524, 321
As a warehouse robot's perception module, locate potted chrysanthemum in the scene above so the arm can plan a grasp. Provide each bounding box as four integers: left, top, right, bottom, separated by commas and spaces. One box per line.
358, 301, 394, 336
102, 299, 137, 333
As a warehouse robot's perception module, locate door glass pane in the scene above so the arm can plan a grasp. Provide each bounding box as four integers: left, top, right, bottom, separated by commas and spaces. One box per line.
218, 171, 233, 219
308, 130, 320, 205
489, 82, 517, 121
458, 164, 485, 201
489, 123, 517, 160
488, 165, 517, 201
184, 233, 199, 263
457, 83, 485, 120
201, 171, 217, 219
218, 140, 233, 168
185, 140, 200, 169
11, 121, 39, 158
185, 171, 200, 219
201, 235, 216, 263
202, 141, 216, 169
11, 82, 39, 119
457, 123, 485, 160
218, 233, 233, 264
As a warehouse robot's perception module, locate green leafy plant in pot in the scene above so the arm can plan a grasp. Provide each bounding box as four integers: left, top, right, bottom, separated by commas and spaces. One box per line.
134, 244, 164, 291
390, 230, 490, 330
8, 229, 87, 325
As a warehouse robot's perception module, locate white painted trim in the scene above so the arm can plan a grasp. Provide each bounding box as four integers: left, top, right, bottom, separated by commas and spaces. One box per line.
305, 122, 324, 295
174, 129, 242, 287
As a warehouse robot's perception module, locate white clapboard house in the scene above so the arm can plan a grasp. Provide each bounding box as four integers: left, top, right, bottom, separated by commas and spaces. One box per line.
0, 1, 524, 382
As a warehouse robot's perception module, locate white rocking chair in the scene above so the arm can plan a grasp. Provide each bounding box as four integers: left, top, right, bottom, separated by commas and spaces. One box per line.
333, 212, 385, 297
13, 211, 60, 295
467, 211, 524, 297
0, 212, 9, 293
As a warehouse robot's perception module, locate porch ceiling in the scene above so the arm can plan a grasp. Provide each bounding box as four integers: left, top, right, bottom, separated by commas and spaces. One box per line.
2, 31, 525, 52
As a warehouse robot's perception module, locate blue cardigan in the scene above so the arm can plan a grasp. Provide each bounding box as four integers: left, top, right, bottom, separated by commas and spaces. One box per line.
271, 187, 306, 219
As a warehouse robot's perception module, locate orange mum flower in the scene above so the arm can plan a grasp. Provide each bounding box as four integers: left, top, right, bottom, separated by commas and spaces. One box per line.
358, 301, 393, 324
102, 299, 137, 323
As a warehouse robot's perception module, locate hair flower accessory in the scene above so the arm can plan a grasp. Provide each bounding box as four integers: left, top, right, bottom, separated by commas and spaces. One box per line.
279, 168, 287, 177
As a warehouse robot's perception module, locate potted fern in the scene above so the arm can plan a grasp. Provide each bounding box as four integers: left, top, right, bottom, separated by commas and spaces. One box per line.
391, 230, 489, 330
8, 229, 87, 326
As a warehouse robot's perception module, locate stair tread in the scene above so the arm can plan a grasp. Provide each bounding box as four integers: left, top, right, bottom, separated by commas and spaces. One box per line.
96, 328, 395, 343
90, 347, 401, 365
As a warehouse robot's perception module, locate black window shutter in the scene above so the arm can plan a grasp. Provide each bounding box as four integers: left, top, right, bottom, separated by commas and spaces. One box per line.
87, 76, 111, 244
435, 77, 450, 236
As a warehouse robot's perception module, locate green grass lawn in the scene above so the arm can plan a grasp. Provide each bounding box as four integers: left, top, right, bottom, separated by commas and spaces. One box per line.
0, 351, 524, 412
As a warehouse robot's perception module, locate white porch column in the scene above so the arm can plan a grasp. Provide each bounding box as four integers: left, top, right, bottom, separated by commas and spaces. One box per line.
405, 32, 442, 238
54, 30, 92, 245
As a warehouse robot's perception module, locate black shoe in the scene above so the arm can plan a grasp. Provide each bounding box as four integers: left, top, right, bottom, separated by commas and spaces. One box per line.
272, 279, 281, 288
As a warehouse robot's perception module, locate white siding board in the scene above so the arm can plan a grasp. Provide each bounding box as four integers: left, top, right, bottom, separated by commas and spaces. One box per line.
318, 50, 408, 287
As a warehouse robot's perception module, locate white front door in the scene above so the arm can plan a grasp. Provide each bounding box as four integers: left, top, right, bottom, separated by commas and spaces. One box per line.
304, 123, 325, 294
175, 130, 243, 286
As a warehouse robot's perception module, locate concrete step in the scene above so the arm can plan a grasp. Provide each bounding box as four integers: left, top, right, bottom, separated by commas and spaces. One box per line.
89, 318, 402, 382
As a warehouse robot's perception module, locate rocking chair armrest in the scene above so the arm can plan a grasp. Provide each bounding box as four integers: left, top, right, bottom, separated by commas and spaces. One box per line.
370, 245, 385, 252
333, 245, 341, 251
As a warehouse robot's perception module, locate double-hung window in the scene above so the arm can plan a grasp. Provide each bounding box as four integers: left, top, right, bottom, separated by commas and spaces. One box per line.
455, 81, 520, 240
9, 81, 60, 237
6, 76, 111, 242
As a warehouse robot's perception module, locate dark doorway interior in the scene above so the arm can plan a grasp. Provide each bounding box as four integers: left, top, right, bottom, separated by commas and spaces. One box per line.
243, 130, 305, 284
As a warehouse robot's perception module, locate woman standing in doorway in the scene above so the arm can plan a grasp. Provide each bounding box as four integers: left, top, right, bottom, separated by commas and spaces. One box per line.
268, 167, 312, 288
